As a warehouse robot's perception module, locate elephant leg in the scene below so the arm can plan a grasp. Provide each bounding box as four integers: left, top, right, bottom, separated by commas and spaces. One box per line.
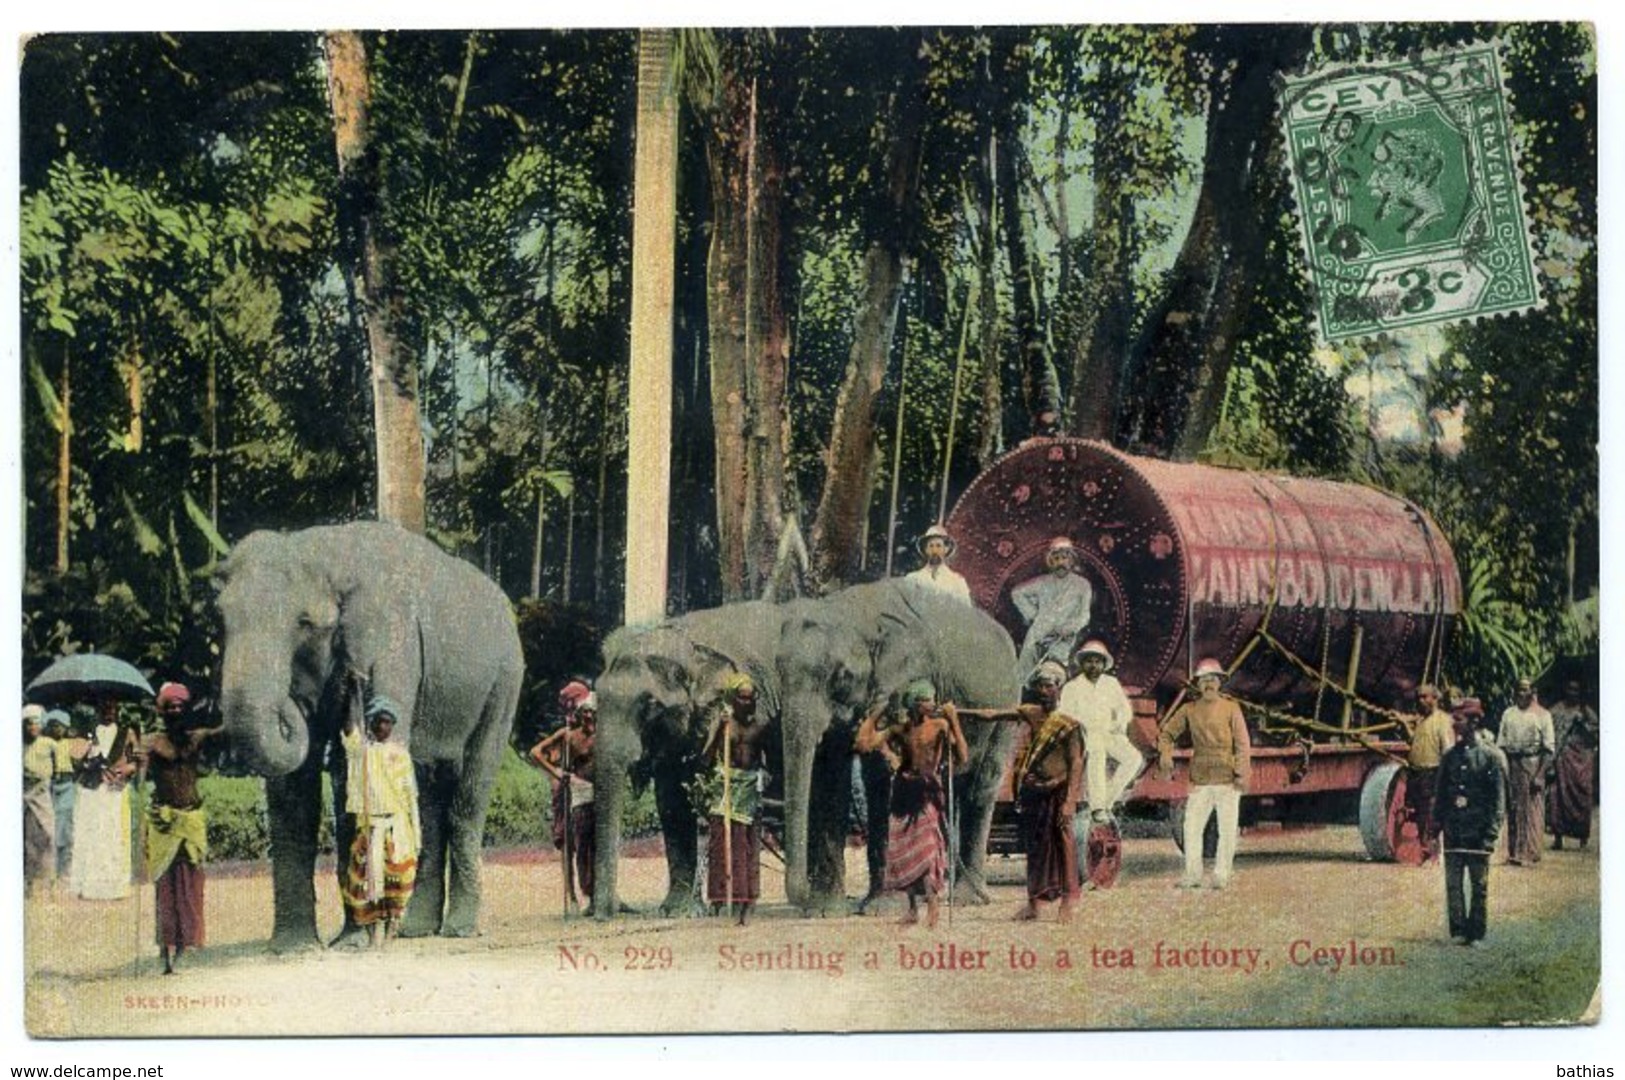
857, 753, 892, 912
779, 721, 823, 911
438, 677, 515, 937
265, 761, 323, 952
653, 763, 702, 916
592, 767, 624, 921
951, 724, 1013, 905
400, 760, 456, 938
804, 738, 853, 915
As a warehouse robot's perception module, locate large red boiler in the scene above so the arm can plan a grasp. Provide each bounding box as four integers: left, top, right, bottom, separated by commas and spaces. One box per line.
946, 438, 1461, 862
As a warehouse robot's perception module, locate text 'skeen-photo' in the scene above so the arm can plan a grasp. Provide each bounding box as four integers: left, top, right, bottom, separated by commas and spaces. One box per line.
16, 23, 1599, 1037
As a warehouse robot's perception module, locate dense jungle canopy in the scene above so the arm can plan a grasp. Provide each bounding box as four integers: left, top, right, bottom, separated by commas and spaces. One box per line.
16, 25, 1597, 708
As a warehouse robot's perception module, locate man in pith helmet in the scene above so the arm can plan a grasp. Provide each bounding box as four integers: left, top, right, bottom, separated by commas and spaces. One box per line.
904, 524, 972, 604
1157, 658, 1251, 889
1059, 640, 1144, 822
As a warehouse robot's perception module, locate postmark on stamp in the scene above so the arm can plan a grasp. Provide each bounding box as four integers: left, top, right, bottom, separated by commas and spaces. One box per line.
1280, 43, 1541, 341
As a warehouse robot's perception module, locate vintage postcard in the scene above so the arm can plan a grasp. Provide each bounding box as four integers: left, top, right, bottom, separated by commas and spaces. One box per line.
12, 19, 1602, 1044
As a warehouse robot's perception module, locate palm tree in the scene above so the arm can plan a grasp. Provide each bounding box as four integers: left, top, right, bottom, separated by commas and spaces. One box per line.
624, 28, 679, 624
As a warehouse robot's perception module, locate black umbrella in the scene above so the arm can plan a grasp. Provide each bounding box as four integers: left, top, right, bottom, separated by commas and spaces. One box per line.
24, 653, 156, 707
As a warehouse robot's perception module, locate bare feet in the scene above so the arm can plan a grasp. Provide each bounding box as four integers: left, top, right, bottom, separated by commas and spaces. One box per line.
925, 898, 941, 929
1058, 901, 1075, 924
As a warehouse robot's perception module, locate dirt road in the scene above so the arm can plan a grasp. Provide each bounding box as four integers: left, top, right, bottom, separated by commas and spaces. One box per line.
26, 823, 1599, 1036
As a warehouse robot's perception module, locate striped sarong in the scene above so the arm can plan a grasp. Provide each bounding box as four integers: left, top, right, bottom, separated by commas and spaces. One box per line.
342, 817, 418, 926
883, 772, 947, 896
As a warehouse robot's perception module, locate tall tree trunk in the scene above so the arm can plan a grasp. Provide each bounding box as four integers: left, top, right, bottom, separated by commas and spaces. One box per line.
324, 29, 427, 532
594, 370, 614, 611
705, 54, 790, 601
123, 335, 144, 452
530, 486, 546, 601
973, 132, 1003, 468
991, 40, 1057, 434
1067, 60, 1136, 440
624, 28, 679, 624
56, 341, 71, 576
1122, 26, 1312, 459
809, 38, 927, 588
810, 246, 909, 588
566, 487, 578, 605
207, 343, 219, 527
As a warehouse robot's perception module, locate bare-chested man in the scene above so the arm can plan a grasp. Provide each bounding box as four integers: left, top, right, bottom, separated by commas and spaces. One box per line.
530, 691, 598, 914
701, 674, 771, 925
855, 680, 969, 928
967, 661, 1083, 921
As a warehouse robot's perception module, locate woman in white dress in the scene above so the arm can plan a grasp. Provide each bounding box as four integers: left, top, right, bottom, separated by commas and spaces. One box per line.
72, 698, 139, 900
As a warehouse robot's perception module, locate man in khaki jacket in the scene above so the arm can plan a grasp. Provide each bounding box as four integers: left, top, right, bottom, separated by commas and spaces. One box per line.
1157, 658, 1251, 889
1405, 684, 1456, 863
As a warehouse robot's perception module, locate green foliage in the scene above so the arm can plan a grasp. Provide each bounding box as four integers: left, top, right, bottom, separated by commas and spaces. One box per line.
482, 747, 553, 849
16, 26, 1594, 733
196, 749, 672, 862
513, 598, 605, 744
198, 773, 272, 862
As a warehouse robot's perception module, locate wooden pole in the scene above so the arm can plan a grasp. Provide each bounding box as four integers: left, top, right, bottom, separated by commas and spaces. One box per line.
883, 301, 911, 579
721, 715, 733, 919
560, 717, 574, 917
938, 285, 974, 525
1341, 624, 1365, 731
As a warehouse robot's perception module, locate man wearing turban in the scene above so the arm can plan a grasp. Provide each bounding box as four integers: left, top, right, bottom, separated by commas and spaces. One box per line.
530, 686, 599, 913
138, 682, 222, 973
339, 686, 421, 947
701, 674, 770, 924
855, 679, 968, 928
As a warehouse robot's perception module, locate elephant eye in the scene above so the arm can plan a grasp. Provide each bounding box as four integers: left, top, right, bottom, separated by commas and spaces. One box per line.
297, 614, 316, 630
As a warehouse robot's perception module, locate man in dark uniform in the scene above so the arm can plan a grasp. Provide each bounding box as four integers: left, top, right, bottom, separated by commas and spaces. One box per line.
1431, 705, 1506, 947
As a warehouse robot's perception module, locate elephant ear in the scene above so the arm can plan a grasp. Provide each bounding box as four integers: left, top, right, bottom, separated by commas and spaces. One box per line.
825, 627, 872, 714
644, 654, 692, 698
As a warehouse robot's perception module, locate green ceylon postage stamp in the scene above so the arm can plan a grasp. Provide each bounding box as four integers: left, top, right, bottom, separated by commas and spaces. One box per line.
1281, 44, 1542, 341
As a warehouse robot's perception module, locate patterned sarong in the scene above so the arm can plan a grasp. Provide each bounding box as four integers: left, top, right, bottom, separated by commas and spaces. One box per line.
1019, 785, 1078, 902
1504, 756, 1544, 864
884, 772, 947, 895
342, 817, 418, 926
1548, 742, 1596, 842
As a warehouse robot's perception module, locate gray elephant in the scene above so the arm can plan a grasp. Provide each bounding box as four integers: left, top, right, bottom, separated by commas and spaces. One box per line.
776, 579, 1021, 911
592, 580, 1020, 919
592, 600, 794, 917
214, 522, 523, 949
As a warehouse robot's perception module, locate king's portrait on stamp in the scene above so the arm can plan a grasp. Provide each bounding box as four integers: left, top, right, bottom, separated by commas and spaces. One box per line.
14, 21, 1599, 1041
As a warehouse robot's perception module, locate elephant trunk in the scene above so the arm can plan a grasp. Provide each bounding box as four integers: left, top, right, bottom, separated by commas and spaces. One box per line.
780, 714, 823, 910
592, 700, 641, 919
219, 685, 310, 769
218, 648, 311, 778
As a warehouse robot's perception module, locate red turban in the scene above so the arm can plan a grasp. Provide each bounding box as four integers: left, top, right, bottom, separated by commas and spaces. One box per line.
157, 682, 192, 708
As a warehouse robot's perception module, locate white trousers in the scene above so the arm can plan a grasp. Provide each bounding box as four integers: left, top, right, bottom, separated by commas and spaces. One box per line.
1182, 784, 1241, 885
1081, 720, 1144, 811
